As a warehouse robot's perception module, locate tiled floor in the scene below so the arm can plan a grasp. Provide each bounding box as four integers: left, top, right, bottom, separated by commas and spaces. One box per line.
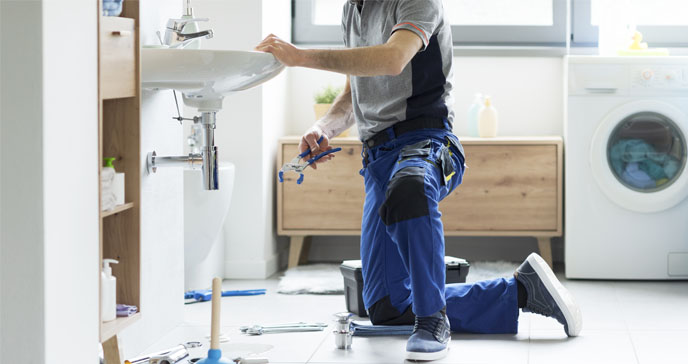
140, 270, 688, 364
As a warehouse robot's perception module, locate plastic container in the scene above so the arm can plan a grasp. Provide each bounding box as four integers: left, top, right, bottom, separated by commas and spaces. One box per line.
467, 93, 483, 137
478, 96, 498, 138
339, 257, 470, 317
101, 259, 119, 322
102, 0, 123, 16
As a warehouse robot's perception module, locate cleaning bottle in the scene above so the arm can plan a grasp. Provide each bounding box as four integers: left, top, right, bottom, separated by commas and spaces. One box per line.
181, 0, 201, 49
467, 93, 483, 137
478, 96, 498, 138
101, 259, 119, 322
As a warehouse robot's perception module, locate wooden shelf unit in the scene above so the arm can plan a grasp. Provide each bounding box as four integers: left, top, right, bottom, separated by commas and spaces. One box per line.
97, 0, 141, 346
277, 136, 563, 268
101, 312, 142, 343
101, 202, 135, 218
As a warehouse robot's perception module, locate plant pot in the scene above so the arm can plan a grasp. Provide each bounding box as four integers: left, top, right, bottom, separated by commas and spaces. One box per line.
314, 103, 332, 121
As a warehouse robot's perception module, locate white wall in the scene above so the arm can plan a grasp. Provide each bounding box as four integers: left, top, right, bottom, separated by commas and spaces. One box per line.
118, 0, 187, 358
286, 56, 566, 263
288, 56, 563, 136
1, 0, 100, 363
186, 0, 291, 279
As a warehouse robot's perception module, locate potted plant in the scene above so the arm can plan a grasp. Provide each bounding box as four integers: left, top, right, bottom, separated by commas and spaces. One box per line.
313, 85, 353, 137
314, 85, 343, 119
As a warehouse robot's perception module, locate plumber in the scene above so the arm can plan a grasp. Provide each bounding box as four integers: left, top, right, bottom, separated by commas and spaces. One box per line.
257, 0, 582, 360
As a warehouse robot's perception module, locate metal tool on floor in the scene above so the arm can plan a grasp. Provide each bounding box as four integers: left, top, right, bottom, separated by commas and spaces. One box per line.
333, 312, 354, 350
278, 135, 342, 184
241, 322, 328, 335
125, 342, 202, 364
184, 289, 266, 303
238, 322, 327, 333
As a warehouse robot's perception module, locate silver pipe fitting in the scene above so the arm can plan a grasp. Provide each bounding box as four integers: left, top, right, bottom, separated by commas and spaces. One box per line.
146, 111, 220, 190
333, 312, 354, 350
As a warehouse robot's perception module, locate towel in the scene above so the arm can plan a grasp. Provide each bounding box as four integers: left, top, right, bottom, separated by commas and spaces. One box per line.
117, 304, 138, 317
101, 189, 117, 211
101, 168, 117, 211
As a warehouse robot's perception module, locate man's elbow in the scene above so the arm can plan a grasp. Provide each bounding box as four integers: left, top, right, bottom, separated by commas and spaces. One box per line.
384, 47, 412, 76
385, 62, 405, 76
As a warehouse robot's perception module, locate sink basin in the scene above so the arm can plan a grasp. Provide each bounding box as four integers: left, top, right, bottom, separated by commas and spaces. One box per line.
142, 48, 284, 111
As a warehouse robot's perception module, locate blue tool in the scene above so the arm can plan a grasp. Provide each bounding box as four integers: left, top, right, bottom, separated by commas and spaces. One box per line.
279, 136, 342, 184
184, 289, 266, 303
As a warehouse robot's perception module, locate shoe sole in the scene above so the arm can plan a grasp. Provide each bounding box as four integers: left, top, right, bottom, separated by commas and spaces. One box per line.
526, 253, 583, 337
405, 337, 450, 361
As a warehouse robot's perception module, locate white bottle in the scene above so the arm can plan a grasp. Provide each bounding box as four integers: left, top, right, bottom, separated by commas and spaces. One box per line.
101, 259, 119, 322
467, 93, 483, 137
478, 96, 498, 138
181, 0, 201, 49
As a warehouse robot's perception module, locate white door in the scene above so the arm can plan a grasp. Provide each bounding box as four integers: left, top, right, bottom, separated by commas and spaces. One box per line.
590, 100, 688, 212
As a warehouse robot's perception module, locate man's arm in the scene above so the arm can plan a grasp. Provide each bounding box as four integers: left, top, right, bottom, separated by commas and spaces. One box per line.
299, 76, 355, 169
255, 30, 423, 77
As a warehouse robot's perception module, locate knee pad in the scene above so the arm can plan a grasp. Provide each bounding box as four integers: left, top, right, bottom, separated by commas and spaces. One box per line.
378, 166, 429, 225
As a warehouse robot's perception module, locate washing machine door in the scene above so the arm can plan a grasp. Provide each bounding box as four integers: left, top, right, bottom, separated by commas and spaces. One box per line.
590, 100, 688, 212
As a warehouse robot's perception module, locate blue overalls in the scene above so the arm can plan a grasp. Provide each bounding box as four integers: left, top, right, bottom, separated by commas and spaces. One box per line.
360, 121, 520, 334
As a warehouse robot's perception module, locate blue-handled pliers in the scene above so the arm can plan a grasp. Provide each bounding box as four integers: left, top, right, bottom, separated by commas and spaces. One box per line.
184, 289, 267, 303
279, 136, 342, 184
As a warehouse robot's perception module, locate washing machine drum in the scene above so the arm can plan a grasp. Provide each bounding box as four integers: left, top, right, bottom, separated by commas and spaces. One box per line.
591, 101, 688, 213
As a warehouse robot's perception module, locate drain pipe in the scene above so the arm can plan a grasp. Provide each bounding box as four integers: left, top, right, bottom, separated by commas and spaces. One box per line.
147, 111, 219, 190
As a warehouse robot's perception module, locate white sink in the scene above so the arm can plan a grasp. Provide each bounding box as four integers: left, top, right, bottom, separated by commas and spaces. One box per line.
142, 48, 284, 111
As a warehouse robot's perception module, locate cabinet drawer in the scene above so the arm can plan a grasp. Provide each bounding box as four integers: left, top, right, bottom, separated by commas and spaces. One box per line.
441, 144, 559, 231
280, 143, 365, 231
100, 17, 136, 99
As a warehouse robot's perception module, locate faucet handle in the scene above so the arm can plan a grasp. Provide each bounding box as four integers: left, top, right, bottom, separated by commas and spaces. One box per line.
166, 18, 209, 31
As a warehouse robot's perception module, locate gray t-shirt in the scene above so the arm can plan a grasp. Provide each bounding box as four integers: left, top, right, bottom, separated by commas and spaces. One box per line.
342, 0, 454, 141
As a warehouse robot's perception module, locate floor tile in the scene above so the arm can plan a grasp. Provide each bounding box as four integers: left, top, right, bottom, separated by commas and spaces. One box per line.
138, 323, 331, 363
614, 281, 688, 303
621, 300, 688, 331
309, 331, 529, 364
134, 269, 688, 364
529, 330, 638, 364
630, 330, 688, 364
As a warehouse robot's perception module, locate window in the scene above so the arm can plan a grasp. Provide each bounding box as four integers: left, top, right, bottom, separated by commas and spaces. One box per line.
293, 0, 567, 46
572, 0, 688, 47
293, 0, 688, 48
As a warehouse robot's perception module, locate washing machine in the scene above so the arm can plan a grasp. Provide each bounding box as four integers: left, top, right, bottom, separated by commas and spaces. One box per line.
565, 56, 688, 279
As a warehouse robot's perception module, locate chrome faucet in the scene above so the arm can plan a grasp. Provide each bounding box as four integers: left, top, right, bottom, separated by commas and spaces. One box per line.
163, 18, 213, 49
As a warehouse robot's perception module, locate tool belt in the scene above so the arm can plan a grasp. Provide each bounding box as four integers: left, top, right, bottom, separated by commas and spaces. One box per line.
364, 117, 447, 149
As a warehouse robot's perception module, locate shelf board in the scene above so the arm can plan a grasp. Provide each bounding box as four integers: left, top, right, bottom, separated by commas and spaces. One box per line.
101, 312, 141, 342
101, 202, 134, 218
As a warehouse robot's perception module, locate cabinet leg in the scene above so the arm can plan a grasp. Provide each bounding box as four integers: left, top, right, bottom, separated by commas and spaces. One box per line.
288, 236, 311, 269
102, 335, 121, 364
536, 236, 553, 268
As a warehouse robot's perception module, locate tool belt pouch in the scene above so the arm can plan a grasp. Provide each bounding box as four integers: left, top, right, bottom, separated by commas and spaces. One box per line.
399, 139, 432, 159
438, 146, 455, 186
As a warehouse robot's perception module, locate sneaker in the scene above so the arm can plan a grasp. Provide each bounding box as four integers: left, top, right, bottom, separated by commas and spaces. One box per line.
515, 253, 583, 337
405, 309, 451, 361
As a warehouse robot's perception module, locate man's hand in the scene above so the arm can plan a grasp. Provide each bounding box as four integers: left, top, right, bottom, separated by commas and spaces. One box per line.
255, 34, 304, 67
299, 129, 335, 170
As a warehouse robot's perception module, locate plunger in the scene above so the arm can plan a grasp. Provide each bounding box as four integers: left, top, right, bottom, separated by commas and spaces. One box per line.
197, 277, 231, 364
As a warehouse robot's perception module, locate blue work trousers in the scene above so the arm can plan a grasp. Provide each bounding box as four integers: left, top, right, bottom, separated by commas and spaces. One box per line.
360, 126, 520, 334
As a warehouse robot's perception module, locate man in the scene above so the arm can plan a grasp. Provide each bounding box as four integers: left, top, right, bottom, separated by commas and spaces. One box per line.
257, 0, 582, 360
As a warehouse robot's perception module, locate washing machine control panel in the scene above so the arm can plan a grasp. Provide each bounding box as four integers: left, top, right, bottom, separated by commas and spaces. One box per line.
632, 66, 688, 91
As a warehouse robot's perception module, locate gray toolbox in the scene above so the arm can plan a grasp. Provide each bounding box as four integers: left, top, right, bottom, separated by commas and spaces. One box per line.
340, 256, 470, 317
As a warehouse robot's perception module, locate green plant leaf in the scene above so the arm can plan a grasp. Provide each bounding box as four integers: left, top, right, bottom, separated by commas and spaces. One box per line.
314, 85, 344, 104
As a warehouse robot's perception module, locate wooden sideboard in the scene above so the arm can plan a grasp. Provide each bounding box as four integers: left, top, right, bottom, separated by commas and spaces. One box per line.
277, 136, 563, 268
